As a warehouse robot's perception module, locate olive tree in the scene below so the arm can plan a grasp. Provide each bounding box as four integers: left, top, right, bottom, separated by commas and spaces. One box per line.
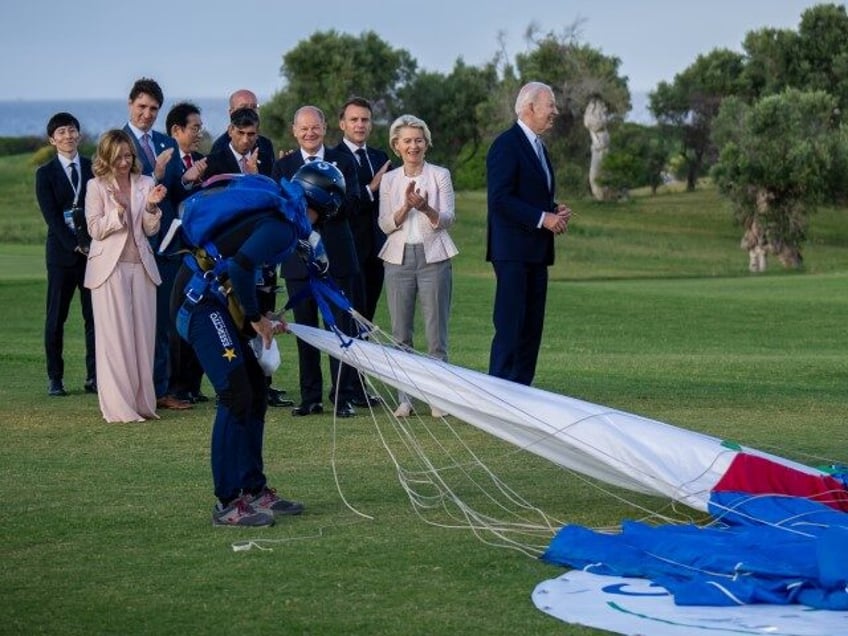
711, 89, 846, 269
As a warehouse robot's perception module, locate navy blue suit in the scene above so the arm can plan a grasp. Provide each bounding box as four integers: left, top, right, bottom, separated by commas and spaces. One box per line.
486, 122, 557, 385
271, 149, 362, 406
334, 141, 390, 321
35, 155, 96, 386
124, 124, 181, 398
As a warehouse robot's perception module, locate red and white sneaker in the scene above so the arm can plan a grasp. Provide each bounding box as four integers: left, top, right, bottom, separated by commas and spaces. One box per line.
212, 495, 274, 527
248, 487, 305, 516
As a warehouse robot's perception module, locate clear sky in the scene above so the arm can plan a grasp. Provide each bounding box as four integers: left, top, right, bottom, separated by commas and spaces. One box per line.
0, 0, 826, 101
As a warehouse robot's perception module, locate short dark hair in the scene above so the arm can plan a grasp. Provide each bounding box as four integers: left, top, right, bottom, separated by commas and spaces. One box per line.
339, 96, 373, 120
129, 77, 164, 107
46, 112, 80, 137
230, 107, 259, 128
166, 102, 201, 136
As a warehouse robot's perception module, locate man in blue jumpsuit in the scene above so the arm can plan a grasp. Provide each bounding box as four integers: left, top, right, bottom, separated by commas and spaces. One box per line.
176, 162, 346, 527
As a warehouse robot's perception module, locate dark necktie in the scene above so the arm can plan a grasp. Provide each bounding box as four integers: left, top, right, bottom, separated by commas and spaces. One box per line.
306, 155, 317, 162
183, 154, 193, 169
355, 147, 372, 175
140, 133, 156, 168
69, 162, 79, 190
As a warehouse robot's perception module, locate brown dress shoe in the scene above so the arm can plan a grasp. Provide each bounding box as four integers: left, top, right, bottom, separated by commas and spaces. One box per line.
157, 395, 193, 410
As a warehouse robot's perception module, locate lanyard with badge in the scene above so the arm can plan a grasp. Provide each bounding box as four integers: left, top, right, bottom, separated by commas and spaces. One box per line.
63, 162, 90, 252
63, 162, 82, 232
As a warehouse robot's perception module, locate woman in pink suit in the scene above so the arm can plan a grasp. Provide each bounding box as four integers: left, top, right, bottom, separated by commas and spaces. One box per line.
84, 129, 166, 422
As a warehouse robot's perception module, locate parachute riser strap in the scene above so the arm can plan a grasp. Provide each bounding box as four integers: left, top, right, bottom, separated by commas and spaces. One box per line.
282, 275, 360, 347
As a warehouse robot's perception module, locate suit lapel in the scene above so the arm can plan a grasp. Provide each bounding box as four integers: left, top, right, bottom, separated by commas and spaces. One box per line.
52, 157, 75, 201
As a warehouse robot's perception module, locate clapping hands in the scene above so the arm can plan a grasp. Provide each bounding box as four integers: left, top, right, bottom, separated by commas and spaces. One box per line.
182, 158, 208, 185
404, 180, 429, 211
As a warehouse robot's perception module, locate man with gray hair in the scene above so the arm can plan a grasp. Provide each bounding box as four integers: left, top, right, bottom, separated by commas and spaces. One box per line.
486, 81, 572, 386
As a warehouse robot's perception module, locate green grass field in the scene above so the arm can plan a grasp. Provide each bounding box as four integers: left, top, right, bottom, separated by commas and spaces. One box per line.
2, 152, 847, 635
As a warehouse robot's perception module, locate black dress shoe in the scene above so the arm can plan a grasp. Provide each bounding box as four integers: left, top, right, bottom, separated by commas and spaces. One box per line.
48, 379, 68, 397
268, 390, 294, 407
268, 386, 287, 397
84, 378, 97, 394
291, 402, 323, 416
193, 392, 210, 403
351, 393, 382, 408
334, 402, 356, 418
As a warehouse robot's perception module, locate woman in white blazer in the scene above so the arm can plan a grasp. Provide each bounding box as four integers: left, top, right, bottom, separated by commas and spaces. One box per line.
85, 129, 165, 422
378, 115, 458, 417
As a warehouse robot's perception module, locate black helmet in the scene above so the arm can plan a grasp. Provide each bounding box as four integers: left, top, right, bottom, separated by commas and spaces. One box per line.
291, 160, 346, 220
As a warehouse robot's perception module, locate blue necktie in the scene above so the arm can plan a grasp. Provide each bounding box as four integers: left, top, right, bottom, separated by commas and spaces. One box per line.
534, 137, 551, 189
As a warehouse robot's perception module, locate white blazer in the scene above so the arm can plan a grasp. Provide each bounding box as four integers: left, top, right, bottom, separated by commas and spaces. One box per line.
84, 174, 162, 289
378, 162, 459, 265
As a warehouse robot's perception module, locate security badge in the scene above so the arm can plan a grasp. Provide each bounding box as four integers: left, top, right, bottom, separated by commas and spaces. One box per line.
209, 311, 237, 362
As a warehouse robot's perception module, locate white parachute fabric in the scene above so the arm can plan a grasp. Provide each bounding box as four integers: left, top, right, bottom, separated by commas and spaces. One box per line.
287, 324, 824, 512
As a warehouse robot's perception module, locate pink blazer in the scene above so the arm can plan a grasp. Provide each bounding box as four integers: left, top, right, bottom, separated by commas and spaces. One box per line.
83, 174, 162, 289
378, 162, 459, 265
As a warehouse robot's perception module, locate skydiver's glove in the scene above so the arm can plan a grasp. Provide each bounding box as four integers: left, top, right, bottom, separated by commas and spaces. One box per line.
296, 230, 330, 278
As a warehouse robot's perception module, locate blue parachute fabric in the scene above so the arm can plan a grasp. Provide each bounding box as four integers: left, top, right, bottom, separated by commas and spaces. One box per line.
541, 494, 848, 610
180, 174, 312, 249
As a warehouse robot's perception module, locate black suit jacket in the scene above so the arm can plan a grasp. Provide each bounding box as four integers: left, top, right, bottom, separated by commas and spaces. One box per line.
333, 142, 390, 263
35, 155, 93, 267
486, 122, 556, 266
271, 148, 360, 279
211, 132, 275, 176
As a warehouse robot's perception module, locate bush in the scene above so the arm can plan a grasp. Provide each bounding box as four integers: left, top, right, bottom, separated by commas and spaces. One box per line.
0, 136, 43, 157
29, 145, 55, 167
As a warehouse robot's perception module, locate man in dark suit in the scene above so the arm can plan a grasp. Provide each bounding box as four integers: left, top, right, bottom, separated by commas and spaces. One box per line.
163, 101, 208, 404
334, 97, 391, 322
122, 77, 191, 411
210, 89, 275, 174
272, 105, 362, 418
486, 81, 572, 386
200, 108, 271, 178
35, 112, 96, 396
334, 97, 390, 408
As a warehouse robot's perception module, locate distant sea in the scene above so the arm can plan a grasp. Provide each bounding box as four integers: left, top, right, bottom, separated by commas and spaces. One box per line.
0, 92, 653, 138
0, 98, 230, 138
